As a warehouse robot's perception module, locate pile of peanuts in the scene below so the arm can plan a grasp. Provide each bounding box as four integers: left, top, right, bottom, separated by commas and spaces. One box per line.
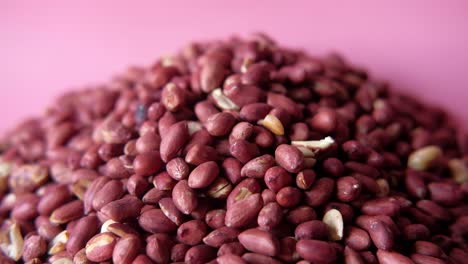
0, 34, 467, 264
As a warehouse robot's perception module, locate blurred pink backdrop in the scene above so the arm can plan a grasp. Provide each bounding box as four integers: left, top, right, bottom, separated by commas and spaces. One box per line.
1, 0, 468, 133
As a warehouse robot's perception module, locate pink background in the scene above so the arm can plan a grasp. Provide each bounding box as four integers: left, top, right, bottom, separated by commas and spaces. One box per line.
1, 0, 467, 133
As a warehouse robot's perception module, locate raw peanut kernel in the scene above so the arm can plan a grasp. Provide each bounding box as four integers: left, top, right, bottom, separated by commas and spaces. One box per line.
211, 88, 240, 110
73, 248, 89, 264
50, 200, 84, 224
238, 228, 280, 256
22, 234, 47, 261
275, 144, 304, 173
258, 114, 285, 136
291, 136, 335, 150
322, 209, 344, 241
296, 239, 338, 263
172, 180, 198, 214
448, 159, 468, 183
187, 121, 203, 135
376, 178, 390, 197
407, 145, 442, 171
0, 223, 24, 261
188, 161, 220, 188
112, 235, 141, 264
206, 177, 232, 199
48, 230, 69, 255
0, 160, 12, 193
296, 146, 315, 158
85, 232, 117, 262
225, 193, 263, 228
9, 164, 48, 192
162, 82, 186, 112
159, 197, 184, 225
100, 219, 118, 233
71, 179, 90, 200
241, 154, 276, 178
